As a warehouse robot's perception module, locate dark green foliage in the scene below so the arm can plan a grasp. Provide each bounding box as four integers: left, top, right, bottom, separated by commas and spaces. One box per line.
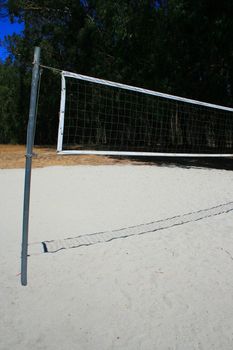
1, 0, 233, 145
0, 62, 21, 143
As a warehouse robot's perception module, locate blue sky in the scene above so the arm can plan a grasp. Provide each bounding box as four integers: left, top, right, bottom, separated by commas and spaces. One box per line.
0, 17, 24, 60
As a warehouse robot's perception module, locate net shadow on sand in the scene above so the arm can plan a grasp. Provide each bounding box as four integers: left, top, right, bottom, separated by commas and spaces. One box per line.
110, 156, 233, 171
28, 201, 233, 256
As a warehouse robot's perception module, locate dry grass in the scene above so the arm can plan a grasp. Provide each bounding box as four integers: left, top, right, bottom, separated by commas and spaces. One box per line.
0, 145, 141, 169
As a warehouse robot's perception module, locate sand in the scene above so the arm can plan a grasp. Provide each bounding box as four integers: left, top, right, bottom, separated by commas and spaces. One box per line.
1, 147, 233, 349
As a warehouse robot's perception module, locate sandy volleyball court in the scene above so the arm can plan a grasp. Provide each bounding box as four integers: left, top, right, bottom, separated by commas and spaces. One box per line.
1, 145, 233, 349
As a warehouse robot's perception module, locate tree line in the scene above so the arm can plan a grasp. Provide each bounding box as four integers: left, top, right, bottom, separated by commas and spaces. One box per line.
1, 0, 233, 146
